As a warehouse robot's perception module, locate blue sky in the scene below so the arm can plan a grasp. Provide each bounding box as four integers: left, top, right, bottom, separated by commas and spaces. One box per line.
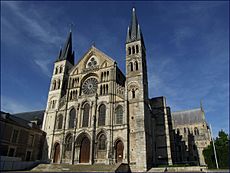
1, 1, 229, 137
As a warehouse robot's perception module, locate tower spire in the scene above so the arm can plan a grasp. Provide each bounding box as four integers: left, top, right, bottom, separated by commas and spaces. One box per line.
126, 7, 145, 46
200, 99, 204, 112
56, 31, 74, 65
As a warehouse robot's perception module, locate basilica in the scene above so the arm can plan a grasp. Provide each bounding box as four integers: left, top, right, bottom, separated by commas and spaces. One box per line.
42, 8, 211, 171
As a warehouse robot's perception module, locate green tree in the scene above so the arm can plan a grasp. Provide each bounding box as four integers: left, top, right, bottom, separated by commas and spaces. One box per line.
203, 130, 229, 169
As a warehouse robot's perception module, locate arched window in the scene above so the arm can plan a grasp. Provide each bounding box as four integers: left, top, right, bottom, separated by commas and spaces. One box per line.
69, 108, 76, 129
65, 134, 73, 151
100, 85, 102, 95
128, 47, 131, 55
101, 73, 103, 82
70, 91, 73, 100
194, 127, 199, 135
132, 89, 135, 99
177, 129, 180, 135
136, 45, 139, 53
103, 85, 105, 95
184, 127, 187, 134
75, 90, 78, 98
72, 78, 75, 88
98, 134, 106, 150
59, 66, 63, 73
115, 105, 123, 124
135, 61, 138, 71
98, 104, 106, 126
132, 46, 135, 54
52, 80, 56, 90
106, 84, 108, 94
55, 67, 58, 74
82, 103, 90, 127
57, 114, 63, 129
130, 62, 133, 72
104, 72, 106, 81
57, 79, 60, 89
107, 71, 109, 80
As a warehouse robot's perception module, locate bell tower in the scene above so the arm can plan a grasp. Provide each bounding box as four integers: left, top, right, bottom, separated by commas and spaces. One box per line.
125, 8, 151, 171
42, 31, 74, 159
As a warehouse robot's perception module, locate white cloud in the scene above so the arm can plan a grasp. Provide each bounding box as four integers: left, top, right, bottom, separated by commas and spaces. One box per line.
1, 96, 33, 114
34, 59, 52, 77
2, 1, 62, 45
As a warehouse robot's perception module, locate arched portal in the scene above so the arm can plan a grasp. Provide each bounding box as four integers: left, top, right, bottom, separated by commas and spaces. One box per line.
115, 140, 124, 163
79, 137, 90, 163
53, 143, 60, 163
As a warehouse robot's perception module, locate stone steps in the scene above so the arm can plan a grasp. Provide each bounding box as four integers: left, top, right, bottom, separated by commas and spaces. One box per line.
31, 163, 130, 172
148, 166, 208, 172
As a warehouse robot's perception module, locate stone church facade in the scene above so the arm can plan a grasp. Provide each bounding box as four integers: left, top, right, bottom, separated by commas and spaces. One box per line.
42, 8, 211, 171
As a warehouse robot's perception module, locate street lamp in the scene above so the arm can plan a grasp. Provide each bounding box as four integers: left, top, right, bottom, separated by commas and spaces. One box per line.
209, 124, 219, 169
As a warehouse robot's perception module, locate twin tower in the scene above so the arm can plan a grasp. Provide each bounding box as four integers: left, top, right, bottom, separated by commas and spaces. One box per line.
42, 8, 171, 171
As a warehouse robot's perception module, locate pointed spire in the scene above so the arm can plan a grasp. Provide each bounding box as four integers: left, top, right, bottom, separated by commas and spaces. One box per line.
56, 48, 62, 60
61, 31, 72, 58
56, 31, 74, 65
126, 26, 130, 42
126, 7, 145, 46
200, 99, 204, 112
130, 7, 138, 40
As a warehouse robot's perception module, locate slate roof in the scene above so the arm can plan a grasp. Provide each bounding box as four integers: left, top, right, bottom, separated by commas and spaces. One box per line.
126, 8, 145, 47
56, 31, 74, 65
0, 111, 43, 131
12, 110, 45, 122
171, 108, 205, 126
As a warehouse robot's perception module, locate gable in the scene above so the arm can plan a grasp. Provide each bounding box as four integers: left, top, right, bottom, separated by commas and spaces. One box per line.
70, 46, 115, 75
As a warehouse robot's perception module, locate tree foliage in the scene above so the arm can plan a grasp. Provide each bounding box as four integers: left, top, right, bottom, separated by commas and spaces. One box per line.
203, 130, 229, 169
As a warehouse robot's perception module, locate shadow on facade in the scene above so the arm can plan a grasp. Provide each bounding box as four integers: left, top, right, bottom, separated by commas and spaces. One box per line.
171, 129, 199, 166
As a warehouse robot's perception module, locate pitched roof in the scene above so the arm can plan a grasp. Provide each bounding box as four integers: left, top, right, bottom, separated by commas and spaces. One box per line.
171, 108, 205, 126
0, 111, 44, 131
12, 110, 45, 123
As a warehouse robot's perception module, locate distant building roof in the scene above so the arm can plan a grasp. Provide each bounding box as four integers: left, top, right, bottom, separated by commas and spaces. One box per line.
0, 111, 43, 131
12, 110, 45, 123
171, 108, 205, 126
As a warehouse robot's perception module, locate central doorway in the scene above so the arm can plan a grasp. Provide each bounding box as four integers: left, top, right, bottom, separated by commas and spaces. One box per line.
115, 140, 124, 163
53, 143, 60, 163
79, 137, 90, 163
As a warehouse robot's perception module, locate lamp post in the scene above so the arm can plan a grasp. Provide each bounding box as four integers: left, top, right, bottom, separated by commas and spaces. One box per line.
209, 124, 219, 169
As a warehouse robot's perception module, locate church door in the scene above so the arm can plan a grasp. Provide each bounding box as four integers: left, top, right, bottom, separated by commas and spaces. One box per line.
53, 143, 60, 163
79, 137, 90, 163
115, 140, 124, 163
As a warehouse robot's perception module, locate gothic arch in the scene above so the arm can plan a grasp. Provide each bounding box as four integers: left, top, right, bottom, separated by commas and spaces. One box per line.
53, 142, 61, 163
69, 107, 76, 129
134, 61, 138, 71
75, 132, 91, 146
56, 114, 63, 129
81, 73, 99, 84
59, 66, 63, 73
75, 132, 91, 163
115, 105, 123, 124
127, 81, 140, 91
128, 47, 131, 55
129, 62, 133, 72
55, 67, 59, 74
82, 102, 90, 127
65, 133, 73, 152
114, 138, 124, 163
98, 104, 106, 126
